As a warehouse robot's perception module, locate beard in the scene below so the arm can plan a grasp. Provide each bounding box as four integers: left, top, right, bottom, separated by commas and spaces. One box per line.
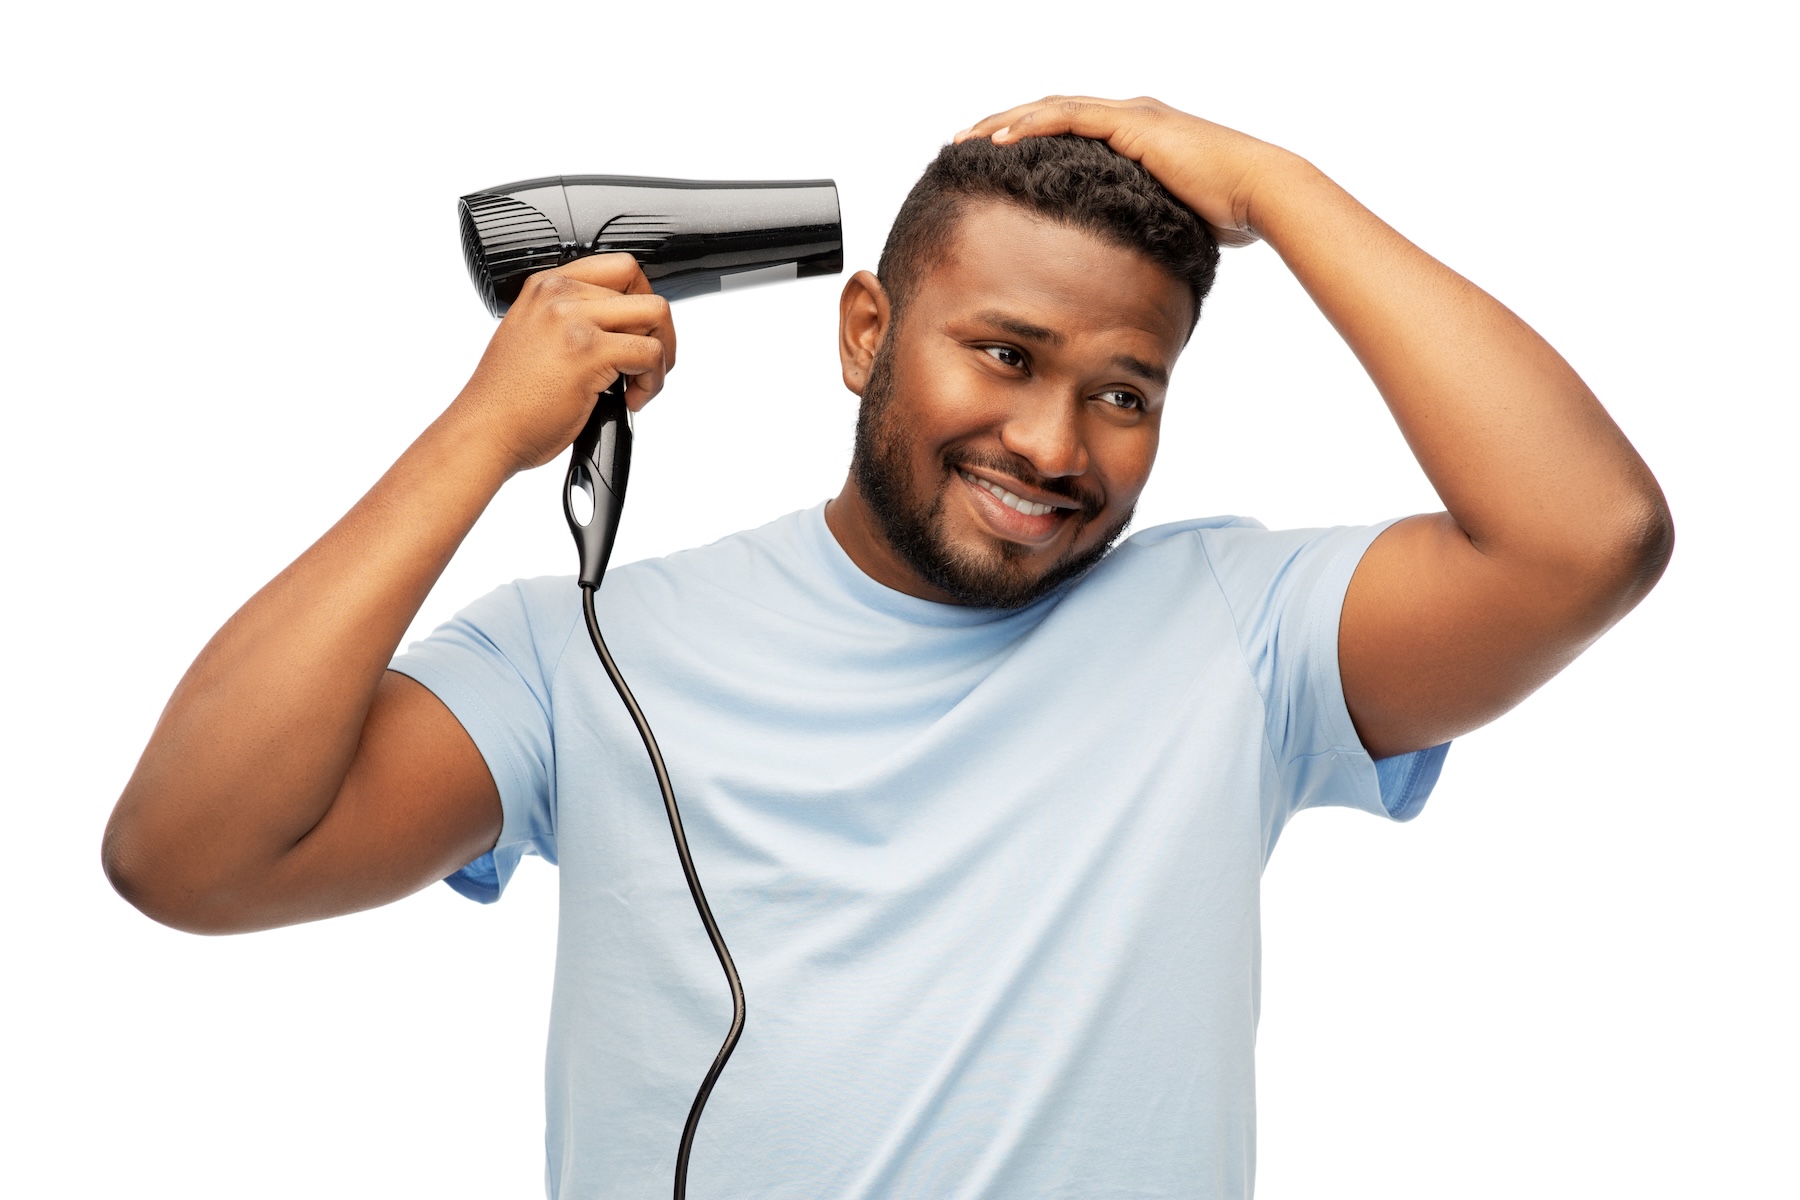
849, 334, 1134, 609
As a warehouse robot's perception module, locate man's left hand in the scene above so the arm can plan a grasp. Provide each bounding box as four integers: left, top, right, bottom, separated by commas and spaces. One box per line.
956, 96, 1287, 246
958, 93, 1673, 761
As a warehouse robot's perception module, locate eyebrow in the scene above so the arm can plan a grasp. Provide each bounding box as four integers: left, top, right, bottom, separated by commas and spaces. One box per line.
970, 309, 1170, 389
974, 310, 1064, 346
1111, 354, 1169, 388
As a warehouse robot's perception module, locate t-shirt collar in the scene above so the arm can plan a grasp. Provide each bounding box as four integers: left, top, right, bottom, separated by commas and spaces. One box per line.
799, 500, 1068, 629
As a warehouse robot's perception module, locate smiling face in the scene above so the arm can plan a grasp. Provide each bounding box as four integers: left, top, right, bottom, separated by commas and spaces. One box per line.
829, 200, 1195, 608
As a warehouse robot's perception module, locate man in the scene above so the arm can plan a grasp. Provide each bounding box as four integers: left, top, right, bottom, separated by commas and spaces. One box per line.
103, 96, 1671, 1197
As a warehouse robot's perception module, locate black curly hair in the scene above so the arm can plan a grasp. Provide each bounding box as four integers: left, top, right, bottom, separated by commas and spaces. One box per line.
876, 134, 1220, 335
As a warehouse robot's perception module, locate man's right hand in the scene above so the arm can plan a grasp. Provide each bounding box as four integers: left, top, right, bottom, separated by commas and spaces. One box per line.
103, 256, 675, 934
452, 254, 678, 476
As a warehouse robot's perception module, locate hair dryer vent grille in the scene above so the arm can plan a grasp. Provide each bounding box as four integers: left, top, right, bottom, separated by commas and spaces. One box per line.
459, 192, 565, 316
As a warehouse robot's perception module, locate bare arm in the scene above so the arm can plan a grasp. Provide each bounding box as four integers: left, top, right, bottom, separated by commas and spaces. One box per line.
959, 98, 1672, 757
103, 255, 676, 933
1254, 161, 1671, 756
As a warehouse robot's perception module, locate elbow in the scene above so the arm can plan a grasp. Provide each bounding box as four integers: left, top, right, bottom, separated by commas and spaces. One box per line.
1506, 474, 1674, 630
101, 800, 244, 936
100, 819, 190, 933
1612, 481, 1675, 604
101, 800, 154, 914
1562, 478, 1674, 624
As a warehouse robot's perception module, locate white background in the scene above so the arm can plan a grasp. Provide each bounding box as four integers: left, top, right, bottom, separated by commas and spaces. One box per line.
3, 0, 1793, 1195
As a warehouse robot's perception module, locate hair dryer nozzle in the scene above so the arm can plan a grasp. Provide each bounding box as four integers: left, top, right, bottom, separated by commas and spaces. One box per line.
458, 175, 842, 315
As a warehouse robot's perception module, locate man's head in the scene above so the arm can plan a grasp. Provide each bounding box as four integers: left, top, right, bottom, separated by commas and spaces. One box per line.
832, 134, 1220, 609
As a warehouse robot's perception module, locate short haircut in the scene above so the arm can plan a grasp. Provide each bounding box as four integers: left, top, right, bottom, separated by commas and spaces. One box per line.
876, 134, 1221, 334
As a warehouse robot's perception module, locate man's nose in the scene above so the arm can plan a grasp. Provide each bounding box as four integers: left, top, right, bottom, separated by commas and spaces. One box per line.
998, 390, 1089, 480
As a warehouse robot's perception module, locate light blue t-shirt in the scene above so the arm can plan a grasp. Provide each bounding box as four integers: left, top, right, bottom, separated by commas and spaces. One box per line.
392, 503, 1447, 1200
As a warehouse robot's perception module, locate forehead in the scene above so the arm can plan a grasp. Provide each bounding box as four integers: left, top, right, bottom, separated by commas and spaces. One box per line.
906, 200, 1194, 349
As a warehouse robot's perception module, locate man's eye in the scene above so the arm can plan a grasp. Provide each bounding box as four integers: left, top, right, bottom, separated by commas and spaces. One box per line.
983, 346, 1025, 368
1096, 390, 1144, 411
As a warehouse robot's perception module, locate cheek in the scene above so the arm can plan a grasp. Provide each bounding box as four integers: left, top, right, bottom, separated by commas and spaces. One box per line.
893, 343, 1011, 448
1089, 420, 1161, 508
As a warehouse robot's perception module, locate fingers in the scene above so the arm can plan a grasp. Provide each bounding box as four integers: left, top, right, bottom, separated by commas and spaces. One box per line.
548, 295, 675, 407
505, 266, 678, 410
544, 251, 655, 295
954, 95, 1165, 159
597, 331, 669, 410
516, 262, 676, 372
560, 291, 678, 374
949, 97, 1265, 246
458, 253, 686, 472
954, 99, 1054, 142
955, 96, 1142, 141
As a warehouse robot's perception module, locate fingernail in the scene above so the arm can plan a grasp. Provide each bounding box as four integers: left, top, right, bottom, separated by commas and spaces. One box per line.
953, 127, 973, 142
992, 126, 1010, 141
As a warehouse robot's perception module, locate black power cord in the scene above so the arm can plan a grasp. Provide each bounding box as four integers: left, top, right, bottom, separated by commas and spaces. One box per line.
581, 585, 746, 1200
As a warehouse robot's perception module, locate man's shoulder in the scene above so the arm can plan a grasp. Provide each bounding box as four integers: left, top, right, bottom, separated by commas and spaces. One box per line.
1094, 514, 1271, 579
1110, 514, 1378, 572
607, 505, 821, 596
1117, 514, 1268, 549
473, 508, 815, 619
1079, 514, 1387, 622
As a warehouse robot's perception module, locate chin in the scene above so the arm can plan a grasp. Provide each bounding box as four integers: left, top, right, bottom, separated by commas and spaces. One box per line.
920, 504, 1134, 610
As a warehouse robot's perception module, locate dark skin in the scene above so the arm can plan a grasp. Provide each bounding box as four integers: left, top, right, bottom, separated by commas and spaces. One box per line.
103, 96, 1670, 935
827, 202, 1190, 605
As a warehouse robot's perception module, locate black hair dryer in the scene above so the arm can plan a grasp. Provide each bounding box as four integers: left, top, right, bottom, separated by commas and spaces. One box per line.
458, 174, 843, 585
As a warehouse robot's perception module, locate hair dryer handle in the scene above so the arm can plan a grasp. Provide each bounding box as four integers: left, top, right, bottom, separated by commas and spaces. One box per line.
564, 377, 633, 589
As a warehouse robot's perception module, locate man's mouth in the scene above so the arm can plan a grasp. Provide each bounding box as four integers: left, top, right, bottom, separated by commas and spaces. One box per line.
956, 468, 1079, 518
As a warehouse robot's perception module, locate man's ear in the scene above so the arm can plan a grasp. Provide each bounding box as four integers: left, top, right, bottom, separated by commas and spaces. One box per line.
838, 270, 891, 397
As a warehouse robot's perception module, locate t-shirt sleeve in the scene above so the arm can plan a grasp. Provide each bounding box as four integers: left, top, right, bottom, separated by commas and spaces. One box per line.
1198, 520, 1448, 825
388, 577, 580, 903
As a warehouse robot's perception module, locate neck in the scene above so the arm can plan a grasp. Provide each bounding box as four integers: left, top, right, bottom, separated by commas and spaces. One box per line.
824, 475, 963, 605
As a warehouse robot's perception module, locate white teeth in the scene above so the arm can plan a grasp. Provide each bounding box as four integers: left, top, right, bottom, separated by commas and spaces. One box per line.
961, 470, 1059, 518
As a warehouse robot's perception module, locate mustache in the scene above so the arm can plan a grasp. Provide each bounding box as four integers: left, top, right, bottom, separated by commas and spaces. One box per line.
943, 448, 1106, 521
